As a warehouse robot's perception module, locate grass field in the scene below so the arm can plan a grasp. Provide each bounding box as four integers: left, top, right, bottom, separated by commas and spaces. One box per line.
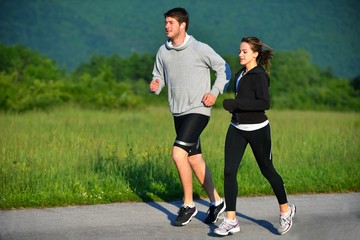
1, 106, 359, 209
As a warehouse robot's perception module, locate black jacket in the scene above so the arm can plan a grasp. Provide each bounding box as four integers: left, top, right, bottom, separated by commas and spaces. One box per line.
223, 65, 270, 124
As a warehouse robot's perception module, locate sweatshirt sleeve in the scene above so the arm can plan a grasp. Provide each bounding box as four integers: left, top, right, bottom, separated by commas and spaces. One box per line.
223, 73, 270, 111
199, 44, 231, 97
151, 49, 166, 95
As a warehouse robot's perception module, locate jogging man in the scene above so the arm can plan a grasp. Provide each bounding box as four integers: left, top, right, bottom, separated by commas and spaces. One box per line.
149, 7, 231, 226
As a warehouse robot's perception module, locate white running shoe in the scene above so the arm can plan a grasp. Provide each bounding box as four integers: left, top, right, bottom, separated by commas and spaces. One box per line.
214, 217, 240, 236
278, 204, 296, 234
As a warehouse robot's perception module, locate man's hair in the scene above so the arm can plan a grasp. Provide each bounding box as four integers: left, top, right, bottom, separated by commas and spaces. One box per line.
164, 7, 189, 31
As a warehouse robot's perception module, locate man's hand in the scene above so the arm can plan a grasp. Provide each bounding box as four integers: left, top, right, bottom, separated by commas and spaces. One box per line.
149, 79, 160, 93
202, 93, 216, 107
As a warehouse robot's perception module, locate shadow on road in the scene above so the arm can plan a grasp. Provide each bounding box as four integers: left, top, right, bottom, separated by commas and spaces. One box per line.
144, 198, 279, 236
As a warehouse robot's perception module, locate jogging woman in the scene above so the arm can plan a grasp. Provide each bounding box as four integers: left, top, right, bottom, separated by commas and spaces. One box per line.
214, 37, 296, 236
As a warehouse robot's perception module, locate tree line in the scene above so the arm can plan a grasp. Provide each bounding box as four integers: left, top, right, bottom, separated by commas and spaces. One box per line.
0, 43, 359, 112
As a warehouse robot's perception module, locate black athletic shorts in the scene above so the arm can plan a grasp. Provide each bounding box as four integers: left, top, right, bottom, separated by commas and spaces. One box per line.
173, 113, 209, 156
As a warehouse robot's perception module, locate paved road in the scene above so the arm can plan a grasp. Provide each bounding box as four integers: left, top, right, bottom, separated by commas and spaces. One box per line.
1, 192, 359, 240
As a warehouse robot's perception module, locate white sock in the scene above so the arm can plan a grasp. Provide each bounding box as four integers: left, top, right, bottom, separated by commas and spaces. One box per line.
281, 209, 291, 217
225, 217, 238, 224
212, 198, 223, 207
183, 203, 195, 208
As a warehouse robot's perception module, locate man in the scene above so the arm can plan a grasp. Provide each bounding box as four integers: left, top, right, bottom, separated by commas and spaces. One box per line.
149, 7, 231, 226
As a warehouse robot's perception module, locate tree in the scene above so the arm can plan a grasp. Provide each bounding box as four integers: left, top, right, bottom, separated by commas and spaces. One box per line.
0, 43, 61, 82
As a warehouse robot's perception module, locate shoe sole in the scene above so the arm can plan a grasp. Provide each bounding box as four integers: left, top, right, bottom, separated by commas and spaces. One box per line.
212, 203, 226, 223
174, 208, 198, 226
214, 226, 241, 236
279, 204, 296, 235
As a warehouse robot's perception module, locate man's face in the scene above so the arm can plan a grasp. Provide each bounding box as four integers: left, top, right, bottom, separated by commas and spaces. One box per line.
164, 16, 183, 39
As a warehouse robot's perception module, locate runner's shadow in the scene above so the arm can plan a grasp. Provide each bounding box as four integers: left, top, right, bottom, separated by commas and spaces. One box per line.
236, 212, 279, 235
146, 198, 209, 226
145, 201, 179, 224
145, 198, 278, 235
198, 199, 279, 237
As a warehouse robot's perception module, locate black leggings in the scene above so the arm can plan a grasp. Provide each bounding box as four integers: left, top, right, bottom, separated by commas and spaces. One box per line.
224, 124, 288, 211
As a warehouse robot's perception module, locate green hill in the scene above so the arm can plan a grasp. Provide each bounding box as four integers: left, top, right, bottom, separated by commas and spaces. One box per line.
1, 0, 359, 78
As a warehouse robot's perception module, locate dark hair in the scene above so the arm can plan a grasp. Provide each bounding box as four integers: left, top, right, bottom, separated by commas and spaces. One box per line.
241, 37, 273, 74
164, 7, 189, 31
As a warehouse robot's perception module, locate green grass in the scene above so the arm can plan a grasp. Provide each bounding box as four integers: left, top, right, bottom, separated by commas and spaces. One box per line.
1, 106, 359, 209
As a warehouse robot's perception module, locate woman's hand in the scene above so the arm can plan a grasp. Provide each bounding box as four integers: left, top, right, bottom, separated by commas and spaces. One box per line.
223, 99, 237, 112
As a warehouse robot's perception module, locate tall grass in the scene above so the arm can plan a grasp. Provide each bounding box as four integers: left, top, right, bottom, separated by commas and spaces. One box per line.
1, 106, 359, 209
201, 109, 360, 196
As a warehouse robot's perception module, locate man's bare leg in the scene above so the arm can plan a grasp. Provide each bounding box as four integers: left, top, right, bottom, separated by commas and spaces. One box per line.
172, 146, 194, 206
188, 153, 222, 203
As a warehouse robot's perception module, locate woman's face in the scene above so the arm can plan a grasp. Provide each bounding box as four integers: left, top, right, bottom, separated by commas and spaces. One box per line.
239, 42, 258, 66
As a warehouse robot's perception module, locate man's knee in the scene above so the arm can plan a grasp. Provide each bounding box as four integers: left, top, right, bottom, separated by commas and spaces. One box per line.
187, 153, 203, 167
172, 146, 188, 163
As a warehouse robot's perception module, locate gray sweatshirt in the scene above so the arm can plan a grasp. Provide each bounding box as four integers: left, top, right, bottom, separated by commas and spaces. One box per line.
152, 35, 231, 116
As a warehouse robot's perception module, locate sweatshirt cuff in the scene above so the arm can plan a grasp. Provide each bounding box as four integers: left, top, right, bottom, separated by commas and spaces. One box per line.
210, 88, 220, 97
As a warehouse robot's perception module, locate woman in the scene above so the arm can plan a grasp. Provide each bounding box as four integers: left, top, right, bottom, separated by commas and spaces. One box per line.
214, 37, 296, 236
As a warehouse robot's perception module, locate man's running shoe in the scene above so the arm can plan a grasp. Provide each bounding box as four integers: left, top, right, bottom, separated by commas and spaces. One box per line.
278, 204, 296, 234
204, 199, 226, 224
174, 205, 198, 226
214, 217, 241, 236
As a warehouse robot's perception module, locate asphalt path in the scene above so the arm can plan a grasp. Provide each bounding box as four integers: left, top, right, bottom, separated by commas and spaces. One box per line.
1, 192, 359, 240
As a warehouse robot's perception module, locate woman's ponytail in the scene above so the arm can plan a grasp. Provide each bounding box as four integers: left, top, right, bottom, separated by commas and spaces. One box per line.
241, 37, 273, 74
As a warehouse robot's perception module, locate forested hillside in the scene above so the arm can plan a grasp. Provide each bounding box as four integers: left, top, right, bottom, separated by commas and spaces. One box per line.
0, 0, 359, 78
1, 43, 359, 112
